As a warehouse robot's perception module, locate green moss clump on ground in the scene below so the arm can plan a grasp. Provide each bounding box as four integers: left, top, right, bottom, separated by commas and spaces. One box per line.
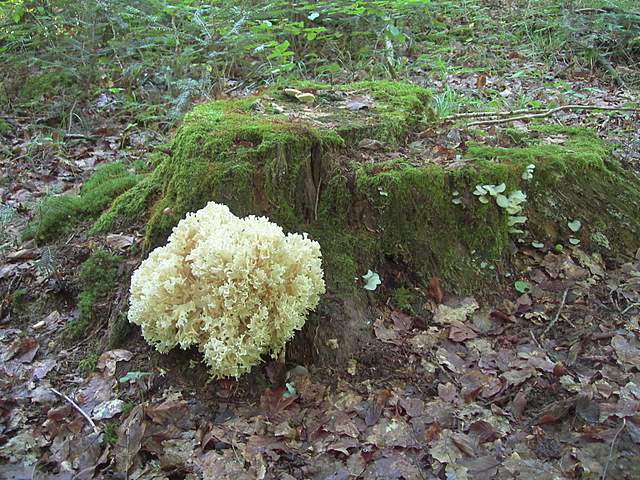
64, 249, 121, 340
23, 162, 140, 243
92, 172, 160, 234
96, 82, 640, 294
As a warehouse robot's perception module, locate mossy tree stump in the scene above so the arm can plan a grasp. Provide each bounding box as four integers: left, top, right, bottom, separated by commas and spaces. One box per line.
95, 80, 640, 366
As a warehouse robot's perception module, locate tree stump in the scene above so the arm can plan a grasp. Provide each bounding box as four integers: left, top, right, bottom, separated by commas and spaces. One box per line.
97, 81, 640, 366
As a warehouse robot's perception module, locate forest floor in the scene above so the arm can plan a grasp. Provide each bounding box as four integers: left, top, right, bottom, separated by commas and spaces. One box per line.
2, 3, 640, 480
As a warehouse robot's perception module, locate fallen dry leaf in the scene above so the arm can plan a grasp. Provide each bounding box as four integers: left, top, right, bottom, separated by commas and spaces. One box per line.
96, 349, 133, 376
427, 277, 444, 304
115, 405, 146, 472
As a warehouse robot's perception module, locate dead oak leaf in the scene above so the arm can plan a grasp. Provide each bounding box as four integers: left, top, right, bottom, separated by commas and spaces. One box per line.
611, 335, 640, 369
260, 386, 297, 418
449, 320, 478, 342
115, 405, 146, 472
366, 417, 417, 448
427, 277, 444, 304
96, 349, 133, 376
433, 297, 479, 325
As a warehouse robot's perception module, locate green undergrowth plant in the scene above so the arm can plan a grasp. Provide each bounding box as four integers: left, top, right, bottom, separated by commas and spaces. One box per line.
10, 288, 28, 311
103, 423, 118, 445
64, 249, 121, 341
22, 162, 140, 243
3, 0, 638, 127
511, 0, 640, 78
391, 287, 415, 314
78, 352, 99, 373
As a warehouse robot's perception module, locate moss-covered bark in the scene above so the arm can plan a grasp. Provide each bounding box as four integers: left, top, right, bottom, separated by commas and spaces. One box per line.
95, 82, 639, 297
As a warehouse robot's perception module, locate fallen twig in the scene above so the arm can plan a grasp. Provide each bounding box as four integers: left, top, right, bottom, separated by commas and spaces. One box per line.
443, 107, 547, 120
602, 419, 626, 480
50, 387, 99, 434
466, 105, 639, 127
620, 302, 640, 315
542, 288, 569, 337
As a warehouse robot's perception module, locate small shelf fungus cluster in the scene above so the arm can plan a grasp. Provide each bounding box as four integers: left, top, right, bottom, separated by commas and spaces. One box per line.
127, 202, 325, 378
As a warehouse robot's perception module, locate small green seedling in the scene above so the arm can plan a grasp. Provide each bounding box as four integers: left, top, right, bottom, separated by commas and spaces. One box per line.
522, 164, 535, 181
514, 280, 531, 293
119, 371, 151, 383
283, 382, 296, 398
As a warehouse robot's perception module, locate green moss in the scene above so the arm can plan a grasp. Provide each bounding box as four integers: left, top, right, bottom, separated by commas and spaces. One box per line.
23, 162, 140, 243
121, 401, 134, 416
465, 126, 640, 254
79, 249, 121, 295
278, 80, 433, 147
92, 172, 159, 234
64, 249, 121, 340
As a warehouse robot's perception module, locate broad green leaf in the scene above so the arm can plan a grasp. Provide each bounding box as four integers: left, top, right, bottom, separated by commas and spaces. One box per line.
568, 220, 581, 232
496, 194, 509, 208
509, 190, 527, 204
473, 185, 487, 196
362, 270, 381, 291
119, 371, 151, 383
514, 280, 530, 293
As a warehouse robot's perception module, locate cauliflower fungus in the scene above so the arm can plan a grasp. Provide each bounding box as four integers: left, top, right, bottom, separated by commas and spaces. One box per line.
128, 202, 325, 378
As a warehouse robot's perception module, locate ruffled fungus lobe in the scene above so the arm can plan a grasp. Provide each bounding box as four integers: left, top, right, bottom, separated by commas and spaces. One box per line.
128, 202, 325, 378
